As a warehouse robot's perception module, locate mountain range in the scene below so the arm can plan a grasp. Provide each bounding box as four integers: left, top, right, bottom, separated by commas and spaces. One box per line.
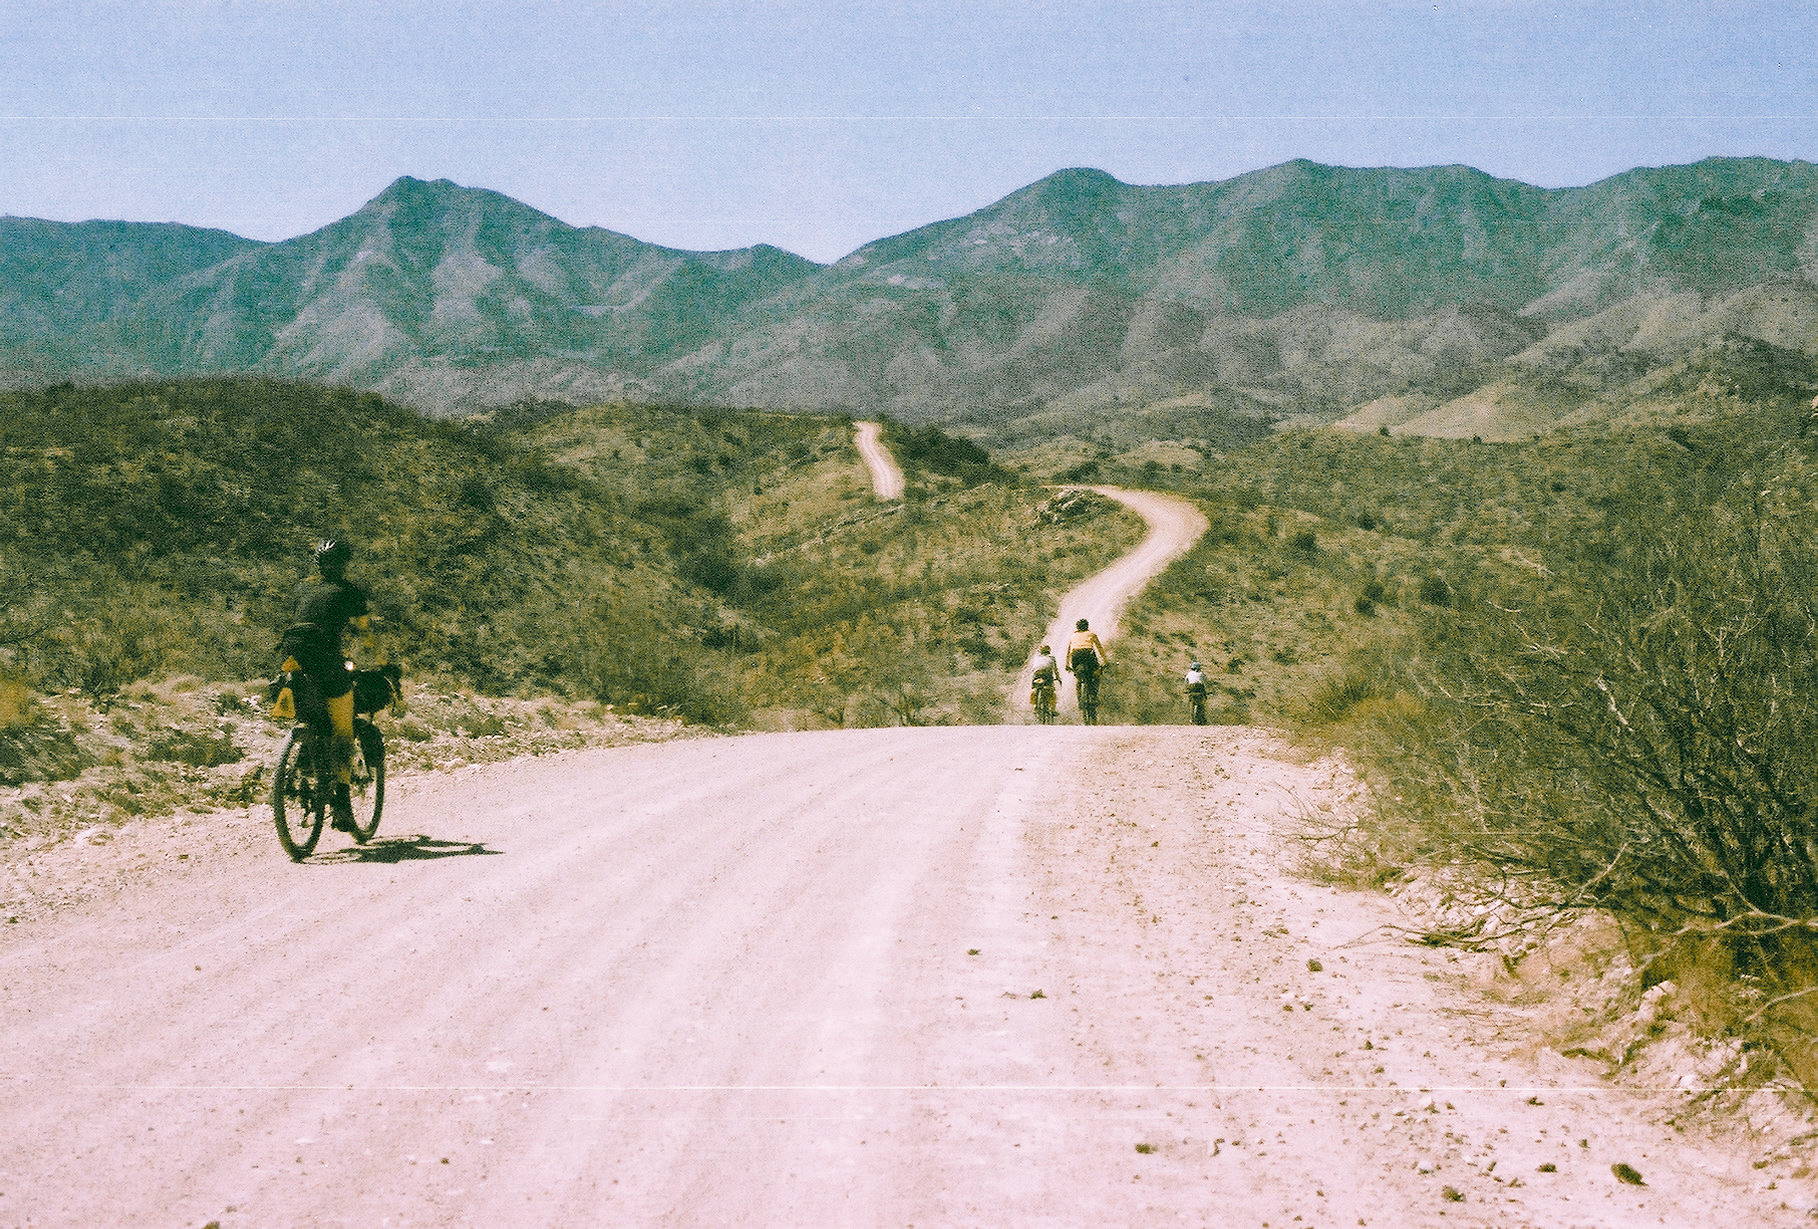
5, 156, 1817, 433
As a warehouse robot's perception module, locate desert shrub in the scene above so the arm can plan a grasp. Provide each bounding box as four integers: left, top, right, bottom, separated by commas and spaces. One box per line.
1296, 667, 1382, 728
886, 422, 1002, 480
0, 677, 89, 786
1416, 574, 1453, 607
1402, 495, 1818, 927
1365, 446, 1818, 1079
39, 606, 192, 706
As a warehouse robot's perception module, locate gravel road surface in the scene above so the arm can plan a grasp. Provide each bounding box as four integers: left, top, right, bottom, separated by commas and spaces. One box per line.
4, 726, 1810, 1226
854, 421, 904, 500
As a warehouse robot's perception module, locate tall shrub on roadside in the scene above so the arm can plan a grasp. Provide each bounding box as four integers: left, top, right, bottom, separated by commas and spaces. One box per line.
1387, 440, 1818, 1080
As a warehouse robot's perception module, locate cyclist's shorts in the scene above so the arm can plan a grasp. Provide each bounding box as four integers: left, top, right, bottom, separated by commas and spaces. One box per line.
1069, 649, 1100, 675
297, 651, 355, 700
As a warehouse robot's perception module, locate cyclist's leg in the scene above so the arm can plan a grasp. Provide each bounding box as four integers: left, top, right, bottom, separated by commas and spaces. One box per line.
300, 655, 357, 782
1078, 662, 1099, 707
304, 659, 358, 828
325, 692, 356, 783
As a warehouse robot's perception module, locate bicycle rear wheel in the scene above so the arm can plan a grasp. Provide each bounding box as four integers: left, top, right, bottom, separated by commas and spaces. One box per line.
1080, 674, 1100, 725
345, 720, 386, 844
1033, 684, 1056, 724
273, 728, 325, 860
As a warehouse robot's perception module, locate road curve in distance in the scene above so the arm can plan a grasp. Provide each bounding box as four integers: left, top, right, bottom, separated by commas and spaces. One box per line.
854, 419, 905, 500
1018, 485, 1209, 712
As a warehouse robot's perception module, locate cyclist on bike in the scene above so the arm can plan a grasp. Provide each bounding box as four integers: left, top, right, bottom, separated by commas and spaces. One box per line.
1031, 644, 1060, 691
1066, 618, 1106, 679
1185, 661, 1209, 725
1065, 618, 1107, 717
279, 539, 383, 832
1030, 643, 1061, 717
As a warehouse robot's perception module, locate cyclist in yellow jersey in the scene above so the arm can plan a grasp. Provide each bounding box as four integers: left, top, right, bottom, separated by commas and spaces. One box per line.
278, 539, 389, 831
1065, 619, 1106, 672
1065, 618, 1108, 723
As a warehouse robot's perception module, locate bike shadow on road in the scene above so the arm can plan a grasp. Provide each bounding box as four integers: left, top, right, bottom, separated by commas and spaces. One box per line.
309, 834, 503, 865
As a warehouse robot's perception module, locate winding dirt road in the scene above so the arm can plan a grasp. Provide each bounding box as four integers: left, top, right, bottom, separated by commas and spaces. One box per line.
3, 459, 1809, 1224
1020, 485, 1209, 715
5, 728, 1810, 1226
854, 420, 904, 500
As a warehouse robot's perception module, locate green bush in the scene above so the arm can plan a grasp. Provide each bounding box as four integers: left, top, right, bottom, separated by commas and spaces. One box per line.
1416, 575, 1453, 607
0, 678, 89, 787
885, 422, 1002, 480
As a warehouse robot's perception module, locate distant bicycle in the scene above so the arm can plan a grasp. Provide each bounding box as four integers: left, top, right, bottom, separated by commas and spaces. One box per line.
1031, 673, 1058, 724
270, 664, 397, 860
1076, 664, 1103, 726
1186, 661, 1209, 725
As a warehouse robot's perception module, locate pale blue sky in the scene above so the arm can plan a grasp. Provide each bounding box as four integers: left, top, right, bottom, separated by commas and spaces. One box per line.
2, 0, 1814, 260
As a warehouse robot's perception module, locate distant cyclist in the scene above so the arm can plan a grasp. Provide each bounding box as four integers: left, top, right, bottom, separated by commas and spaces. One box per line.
1031, 643, 1061, 690
1185, 661, 1209, 725
1066, 618, 1108, 722
1030, 643, 1061, 723
279, 539, 382, 832
1066, 619, 1106, 676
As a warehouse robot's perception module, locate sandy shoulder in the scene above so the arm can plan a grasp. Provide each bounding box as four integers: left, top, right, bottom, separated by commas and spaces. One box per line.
1015, 726, 1817, 1226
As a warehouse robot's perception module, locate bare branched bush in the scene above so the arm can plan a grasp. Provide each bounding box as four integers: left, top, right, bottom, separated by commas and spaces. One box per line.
1383, 452, 1818, 1082
1410, 497, 1818, 932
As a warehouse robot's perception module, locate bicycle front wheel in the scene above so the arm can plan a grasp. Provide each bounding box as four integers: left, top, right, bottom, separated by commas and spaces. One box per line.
273, 729, 325, 860
345, 720, 386, 844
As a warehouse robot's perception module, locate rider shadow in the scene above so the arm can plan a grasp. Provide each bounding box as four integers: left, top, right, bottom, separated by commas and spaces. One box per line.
310, 834, 503, 865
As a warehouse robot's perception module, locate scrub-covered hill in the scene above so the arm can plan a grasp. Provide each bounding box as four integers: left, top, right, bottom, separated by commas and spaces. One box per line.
0, 378, 1141, 842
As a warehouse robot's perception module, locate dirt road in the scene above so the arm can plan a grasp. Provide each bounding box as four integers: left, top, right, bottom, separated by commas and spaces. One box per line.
1021, 485, 1208, 714
854, 420, 904, 500
4, 726, 1808, 1226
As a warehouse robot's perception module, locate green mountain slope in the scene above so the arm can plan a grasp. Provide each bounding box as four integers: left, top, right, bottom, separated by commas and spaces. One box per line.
0, 217, 261, 378
122, 177, 819, 411
7, 158, 1818, 429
